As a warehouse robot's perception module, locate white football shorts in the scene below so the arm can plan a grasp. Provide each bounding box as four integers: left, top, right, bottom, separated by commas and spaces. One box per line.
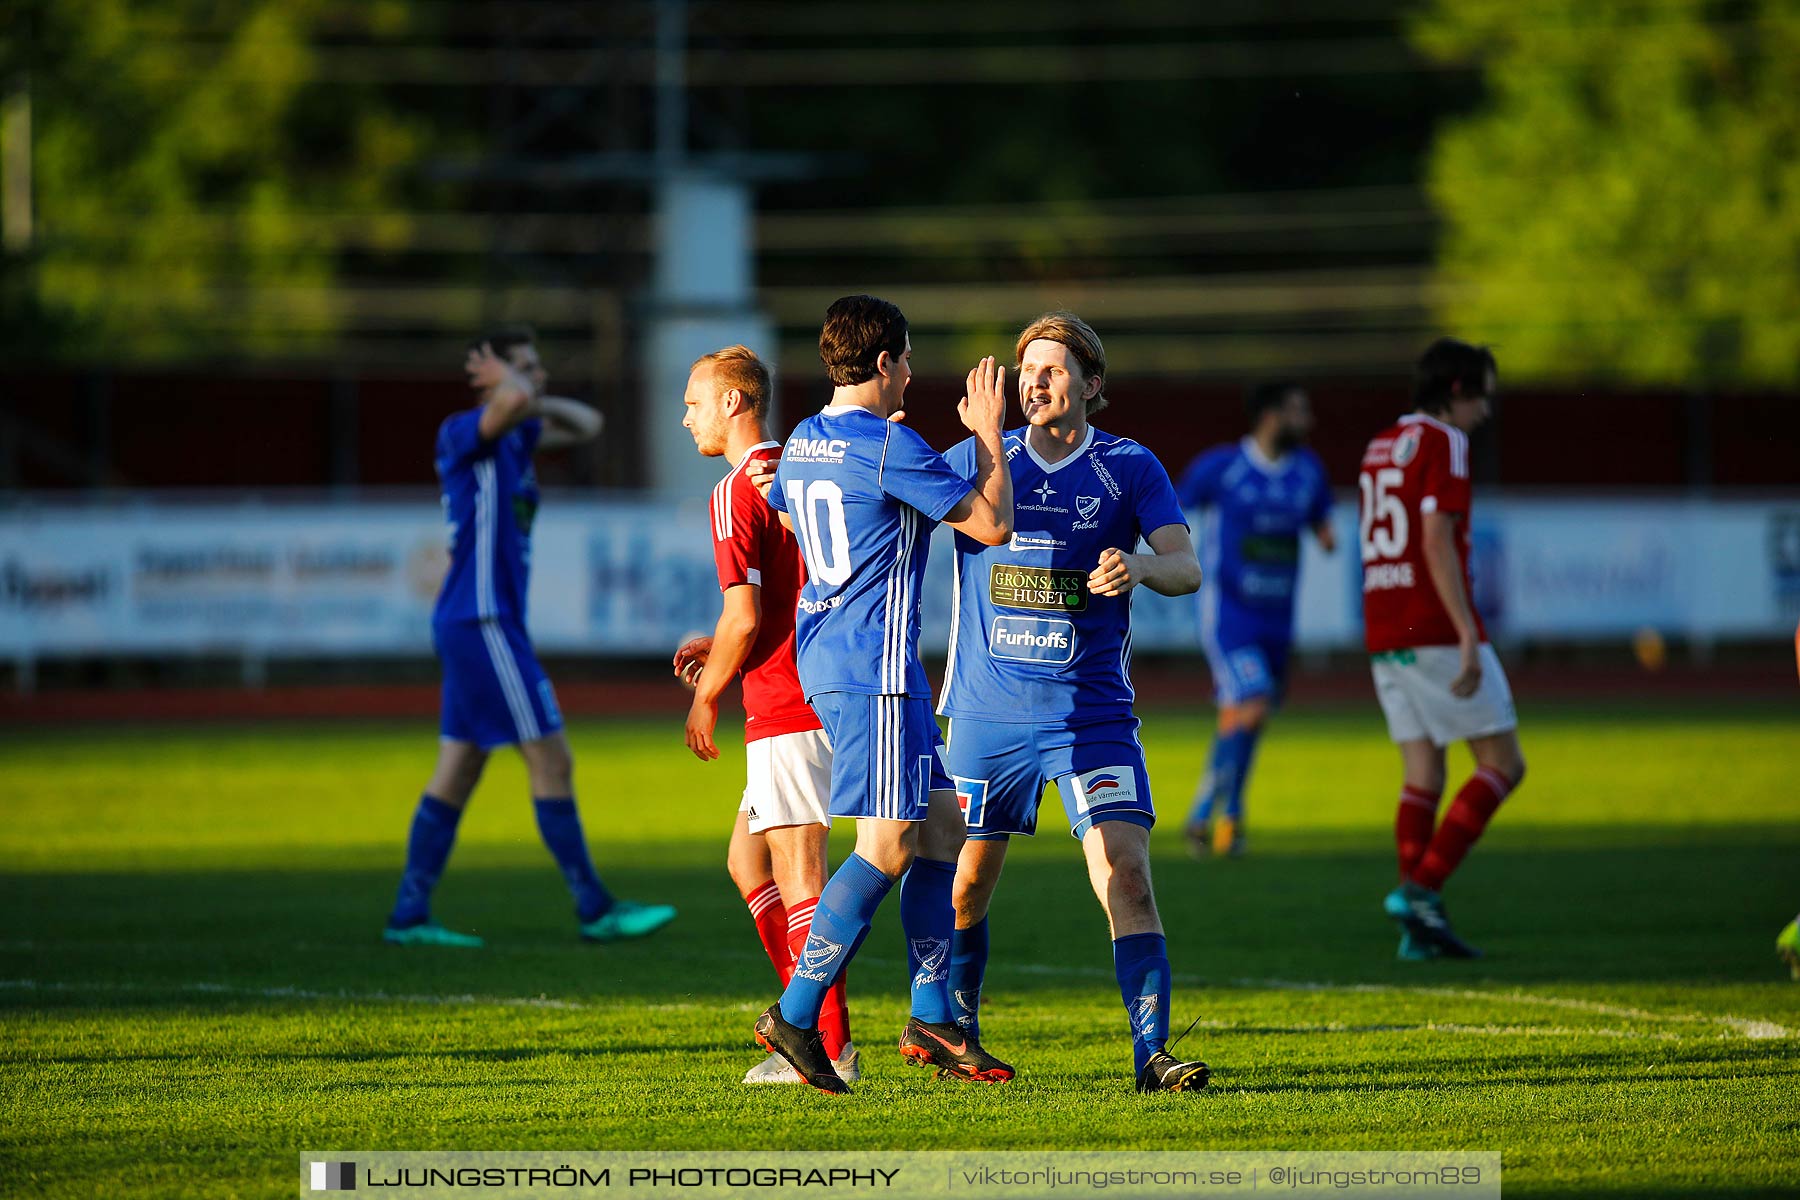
738, 727, 834, 833
1370, 643, 1517, 747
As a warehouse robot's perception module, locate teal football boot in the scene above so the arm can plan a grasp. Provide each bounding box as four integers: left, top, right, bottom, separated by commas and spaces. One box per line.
1384, 882, 1482, 959
383, 921, 484, 948
580, 900, 678, 943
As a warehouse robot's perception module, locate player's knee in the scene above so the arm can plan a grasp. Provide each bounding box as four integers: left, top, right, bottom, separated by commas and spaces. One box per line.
917, 825, 965, 864
1107, 861, 1156, 918
952, 858, 998, 917
1477, 742, 1525, 789
952, 884, 989, 926
544, 743, 574, 781
726, 854, 767, 898
431, 749, 486, 805
857, 829, 917, 880
530, 752, 574, 795
1220, 701, 1269, 734
1406, 762, 1447, 795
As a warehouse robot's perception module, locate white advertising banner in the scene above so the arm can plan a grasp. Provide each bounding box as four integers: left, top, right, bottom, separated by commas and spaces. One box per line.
2, 494, 1797, 658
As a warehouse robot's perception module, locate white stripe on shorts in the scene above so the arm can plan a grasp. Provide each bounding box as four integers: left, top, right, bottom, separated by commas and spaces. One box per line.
481, 620, 540, 742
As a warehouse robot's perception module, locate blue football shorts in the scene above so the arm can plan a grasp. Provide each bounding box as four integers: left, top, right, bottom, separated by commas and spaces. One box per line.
1201, 629, 1292, 707
435, 618, 564, 749
809, 691, 952, 822
943, 715, 1156, 841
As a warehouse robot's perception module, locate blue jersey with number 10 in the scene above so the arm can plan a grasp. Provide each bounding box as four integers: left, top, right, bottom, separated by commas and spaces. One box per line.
768, 405, 972, 700
937, 428, 1188, 725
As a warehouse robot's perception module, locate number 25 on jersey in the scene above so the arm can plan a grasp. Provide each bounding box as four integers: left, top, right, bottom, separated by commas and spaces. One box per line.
1359, 468, 1408, 563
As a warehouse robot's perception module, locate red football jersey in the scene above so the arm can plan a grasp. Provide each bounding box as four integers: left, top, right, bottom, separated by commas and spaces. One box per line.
711, 443, 821, 742
1358, 413, 1487, 653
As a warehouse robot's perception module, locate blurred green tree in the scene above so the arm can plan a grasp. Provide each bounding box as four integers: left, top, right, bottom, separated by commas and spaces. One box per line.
1412, 0, 1800, 385
1, 0, 425, 360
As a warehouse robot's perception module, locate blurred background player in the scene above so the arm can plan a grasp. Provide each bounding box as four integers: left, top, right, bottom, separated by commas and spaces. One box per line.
937, 313, 1211, 1094
1360, 338, 1526, 961
1176, 382, 1335, 857
384, 328, 676, 947
674, 345, 857, 1083
1784, 624, 1800, 980
752, 295, 1014, 1094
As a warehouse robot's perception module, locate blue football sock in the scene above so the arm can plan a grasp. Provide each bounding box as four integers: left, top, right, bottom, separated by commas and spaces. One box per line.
949, 916, 990, 1038
389, 794, 463, 928
1221, 725, 1262, 821
1114, 932, 1172, 1077
1189, 726, 1261, 827
900, 857, 957, 1025
1187, 754, 1217, 826
781, 853, 895, 1029
532, 797, 614, 923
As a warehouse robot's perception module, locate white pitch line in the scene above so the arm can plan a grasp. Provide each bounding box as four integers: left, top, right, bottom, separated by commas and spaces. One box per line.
3, 979, 594, 1012
0, 978, 1686, 1041
930, 960, 1794, 1041
1223, 976, 1794, 1041
5, 970, 1789, 1042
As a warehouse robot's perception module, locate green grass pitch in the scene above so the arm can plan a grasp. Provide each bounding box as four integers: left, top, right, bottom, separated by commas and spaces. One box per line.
4, 701, 1799, 1198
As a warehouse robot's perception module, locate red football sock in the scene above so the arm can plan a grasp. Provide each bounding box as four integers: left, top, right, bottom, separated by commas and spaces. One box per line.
1410, 767, 1514, 892
787, 896, 851, 1059
1395, 784, 1444, 879
743, 880, 790, 984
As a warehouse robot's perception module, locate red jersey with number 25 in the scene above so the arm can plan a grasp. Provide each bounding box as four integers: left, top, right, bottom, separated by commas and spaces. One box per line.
1359, 413, 1486, 654
711, 443, 822, 743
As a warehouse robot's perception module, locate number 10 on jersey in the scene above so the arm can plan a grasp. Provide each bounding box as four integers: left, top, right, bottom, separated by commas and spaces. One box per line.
784, 479, 852, 586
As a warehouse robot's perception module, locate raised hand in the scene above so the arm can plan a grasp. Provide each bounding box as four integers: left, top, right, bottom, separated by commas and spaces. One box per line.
465, 343, 532, 398
958, 356, 1008, 437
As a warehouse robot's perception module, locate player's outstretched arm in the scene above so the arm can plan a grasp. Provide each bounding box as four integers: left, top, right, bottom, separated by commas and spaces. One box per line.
686, 584, 762, 761
535, 396, 604, 451
1089, 523, 1201, 598
1420, 510, 1482, 697
941, 356, 1014, 547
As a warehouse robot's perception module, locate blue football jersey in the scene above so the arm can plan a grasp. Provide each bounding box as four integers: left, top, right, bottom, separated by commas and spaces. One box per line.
937, 427, 1188, 725
433, 409, 542, 627
768, 405, 972, 699
1176, 438, 1331, 636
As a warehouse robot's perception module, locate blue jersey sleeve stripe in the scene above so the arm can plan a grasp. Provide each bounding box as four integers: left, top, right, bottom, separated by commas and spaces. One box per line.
475, 459, 496, 620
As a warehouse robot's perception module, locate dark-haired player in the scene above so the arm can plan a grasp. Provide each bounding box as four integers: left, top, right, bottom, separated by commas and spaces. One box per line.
1177, 383, 1335, 857
1361, 338, 1525, 960
751, 295, 1015, 1094
383, 328, 676, 947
